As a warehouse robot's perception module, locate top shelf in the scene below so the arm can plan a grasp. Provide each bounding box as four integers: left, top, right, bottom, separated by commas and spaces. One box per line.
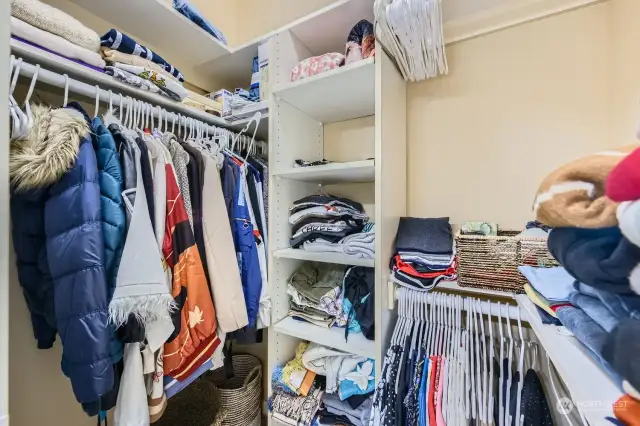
274, 58, 375, 123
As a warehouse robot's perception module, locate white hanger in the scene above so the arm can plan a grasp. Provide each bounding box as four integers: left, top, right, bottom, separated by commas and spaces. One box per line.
477, 300, 489, 424
488, 301, 496, 426
505, 305, 514, 426
9, 58, 29, 141
467, 298, 477, 421
62, 74, 69, 107
22, 63, 39, 138
498, 302, 505, 426
94, 85, 100, 118
515, 307, 525, 426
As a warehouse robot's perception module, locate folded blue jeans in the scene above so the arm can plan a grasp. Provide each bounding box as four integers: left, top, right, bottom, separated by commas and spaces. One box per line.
575, 282, 640, 321
569, 292, 620, 333
555, 306, 623, 389
173, 0, 227, 44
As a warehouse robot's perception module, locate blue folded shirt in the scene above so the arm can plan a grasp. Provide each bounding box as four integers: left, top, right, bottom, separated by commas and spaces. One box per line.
518, 266, 575, 302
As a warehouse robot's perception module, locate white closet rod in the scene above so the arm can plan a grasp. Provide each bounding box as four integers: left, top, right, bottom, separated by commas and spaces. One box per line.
13, 56, 238, 136
395, 288, 527, 321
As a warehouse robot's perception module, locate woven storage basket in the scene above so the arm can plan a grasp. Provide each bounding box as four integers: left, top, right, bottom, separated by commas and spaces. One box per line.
155, 380, 225, 426
456, 230, 558, 293
204, 354, 263, 426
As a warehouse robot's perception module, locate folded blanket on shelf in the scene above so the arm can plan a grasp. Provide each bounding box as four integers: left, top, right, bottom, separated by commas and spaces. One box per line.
11, 17, 105, 69
548, 227, 640, 295
101, 29, 184, 82
533, 146, 637, 228
301, 343, 368, 394
172, 0, 227, 44
11, 0, 100, 51
12, 36, 103, 73
302, 239, 345, 255
105, 66, 161, 94
113, 63, 188, 101
183, 90, 223, 111
101, 47, 179, 82
289, 205, 368, 227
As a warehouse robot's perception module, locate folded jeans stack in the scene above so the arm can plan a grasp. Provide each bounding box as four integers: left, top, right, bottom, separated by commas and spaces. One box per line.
390, 217, 457, 291
289, 194, 369, 249
10, 0, 105, 71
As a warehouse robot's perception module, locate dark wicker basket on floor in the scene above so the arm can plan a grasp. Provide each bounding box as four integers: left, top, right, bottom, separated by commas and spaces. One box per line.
203, 354, 263, 426
455, 230, 559, 293
155, 380, 225, 426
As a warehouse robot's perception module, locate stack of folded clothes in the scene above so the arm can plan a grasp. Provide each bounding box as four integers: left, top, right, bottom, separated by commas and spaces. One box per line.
390, 217, 457, 291
10, 0, 105, 71
289, 194, 369, 250
268, 342, 374, 426
303, 223, 375, 260
287, 262, 346, 329
531, 145, 640, 420
100, 29, 188, 101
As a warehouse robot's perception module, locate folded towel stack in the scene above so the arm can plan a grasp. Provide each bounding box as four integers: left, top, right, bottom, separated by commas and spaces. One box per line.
100, 30, 189, 101
390, 217, 457, 291
10, 0, 105, 71
303, 223, 375, 260
289, 194, 369, 249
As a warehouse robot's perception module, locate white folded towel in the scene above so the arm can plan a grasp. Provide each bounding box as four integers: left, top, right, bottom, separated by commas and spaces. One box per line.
12, 17, 105, 69
11, 0, 100, 52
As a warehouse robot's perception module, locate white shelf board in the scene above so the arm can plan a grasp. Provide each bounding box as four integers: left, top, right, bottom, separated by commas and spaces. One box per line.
273, 58, 375, 123
516, 295, 621, 426
274, 160, 374, 183
273, 317, 375, 358
10, 39, 270, 138
274, 248, 374, 267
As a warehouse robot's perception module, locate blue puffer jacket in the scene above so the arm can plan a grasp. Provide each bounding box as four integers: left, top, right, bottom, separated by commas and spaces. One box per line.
46, 103, 113, 403
11, 103, 114, 405
92, 117, 126, 364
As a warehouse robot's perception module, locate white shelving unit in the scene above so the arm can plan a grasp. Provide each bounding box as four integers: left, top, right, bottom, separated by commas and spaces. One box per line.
266, 2, 405, 422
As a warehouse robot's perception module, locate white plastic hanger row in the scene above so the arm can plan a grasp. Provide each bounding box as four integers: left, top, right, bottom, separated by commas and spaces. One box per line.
7, 54, 268, 154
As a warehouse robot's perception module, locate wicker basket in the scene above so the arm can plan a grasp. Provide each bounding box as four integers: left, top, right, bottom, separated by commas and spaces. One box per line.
155, 380, 225, 426
203, 354, 263, 426
455, 230, 558, 293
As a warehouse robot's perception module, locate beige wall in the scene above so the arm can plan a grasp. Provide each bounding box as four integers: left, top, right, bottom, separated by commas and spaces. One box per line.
406, 1, 618, 228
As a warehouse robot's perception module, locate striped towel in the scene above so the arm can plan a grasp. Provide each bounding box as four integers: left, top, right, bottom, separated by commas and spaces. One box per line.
101, 29, 184, 82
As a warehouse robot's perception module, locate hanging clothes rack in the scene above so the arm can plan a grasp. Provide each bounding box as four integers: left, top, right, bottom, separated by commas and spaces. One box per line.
10, 54, 267, 145
393, 287, 527, 321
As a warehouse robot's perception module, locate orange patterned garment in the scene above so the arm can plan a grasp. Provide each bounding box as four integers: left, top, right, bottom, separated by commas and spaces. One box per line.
163, 164, 219, 380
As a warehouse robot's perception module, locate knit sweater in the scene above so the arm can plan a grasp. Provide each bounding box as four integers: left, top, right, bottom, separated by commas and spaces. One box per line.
533, 146, 637, 228
11, 0, 100, 52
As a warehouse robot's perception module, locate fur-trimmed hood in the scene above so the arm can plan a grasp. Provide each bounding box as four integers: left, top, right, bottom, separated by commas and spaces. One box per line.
10, 104, 88, 190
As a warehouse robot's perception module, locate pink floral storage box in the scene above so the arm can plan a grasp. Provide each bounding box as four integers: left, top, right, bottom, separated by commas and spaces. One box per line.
290, 53, 346, 82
